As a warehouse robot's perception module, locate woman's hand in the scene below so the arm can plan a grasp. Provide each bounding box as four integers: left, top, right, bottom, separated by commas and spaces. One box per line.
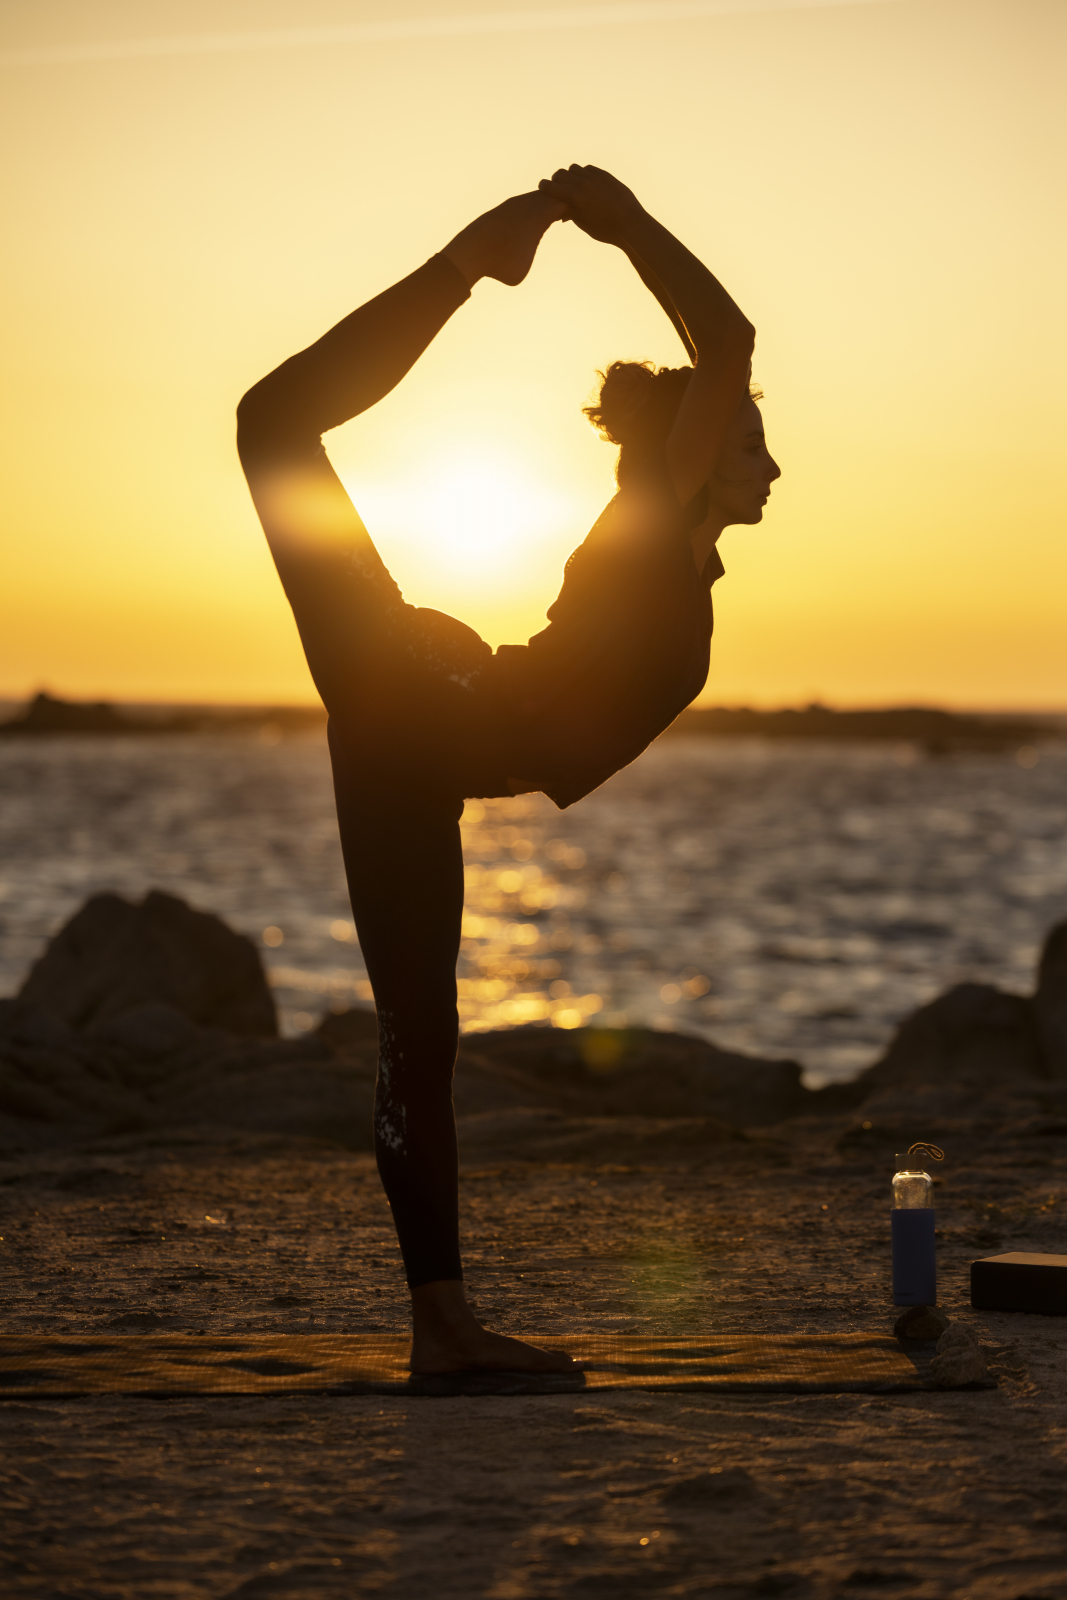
537, 165, 645, 246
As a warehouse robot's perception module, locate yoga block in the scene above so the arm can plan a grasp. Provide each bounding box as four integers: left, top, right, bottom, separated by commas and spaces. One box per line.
970, 1252, 1067, 1315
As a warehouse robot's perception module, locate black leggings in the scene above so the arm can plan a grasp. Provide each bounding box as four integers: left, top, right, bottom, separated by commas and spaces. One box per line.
331, 761, 467, 1287
238, 255, 524, 1286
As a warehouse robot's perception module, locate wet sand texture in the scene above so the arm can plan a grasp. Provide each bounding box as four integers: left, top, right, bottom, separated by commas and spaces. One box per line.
4, 1116, 1067, 1598
4, 899, 1067, 1596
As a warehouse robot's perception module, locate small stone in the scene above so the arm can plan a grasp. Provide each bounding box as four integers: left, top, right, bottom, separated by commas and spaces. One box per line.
894, 1305, 950, 1340
930, 1325, 988, 1387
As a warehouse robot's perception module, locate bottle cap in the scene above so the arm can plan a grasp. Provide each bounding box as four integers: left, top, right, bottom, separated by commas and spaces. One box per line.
895, 1142, 944, 1172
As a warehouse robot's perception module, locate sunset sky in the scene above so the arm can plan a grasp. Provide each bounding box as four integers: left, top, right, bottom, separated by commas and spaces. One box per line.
2, 0, 1064, 709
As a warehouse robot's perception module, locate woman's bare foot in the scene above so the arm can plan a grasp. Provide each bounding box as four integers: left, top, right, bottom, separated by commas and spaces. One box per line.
409, 1279, 575, 1375
442, 191, 567, 290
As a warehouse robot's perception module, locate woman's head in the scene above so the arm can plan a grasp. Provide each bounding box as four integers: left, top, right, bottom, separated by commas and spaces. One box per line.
584, 359, 780, 523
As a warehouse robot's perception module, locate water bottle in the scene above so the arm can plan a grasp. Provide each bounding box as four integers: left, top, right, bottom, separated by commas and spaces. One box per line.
891, 1143, 943, 1306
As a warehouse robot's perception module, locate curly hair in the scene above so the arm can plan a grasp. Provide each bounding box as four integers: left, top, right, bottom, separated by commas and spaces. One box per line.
582, 361, 693, 485
584, 361, 763, 486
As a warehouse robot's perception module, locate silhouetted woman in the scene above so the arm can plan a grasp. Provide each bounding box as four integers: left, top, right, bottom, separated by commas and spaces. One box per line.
237, 166, 780, 1374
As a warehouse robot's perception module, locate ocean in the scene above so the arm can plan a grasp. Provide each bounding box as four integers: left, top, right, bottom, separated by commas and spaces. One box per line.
1, 730, 1064, 1086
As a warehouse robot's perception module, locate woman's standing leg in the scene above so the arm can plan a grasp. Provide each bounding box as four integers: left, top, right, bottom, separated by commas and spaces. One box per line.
335, 776, 466, 1287
330, 745, 572, 1373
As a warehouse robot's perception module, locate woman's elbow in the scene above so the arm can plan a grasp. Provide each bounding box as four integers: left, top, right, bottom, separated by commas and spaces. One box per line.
733, 314, 756, 354
693, 313, 755, 364
236, 377, 272, 438
235, 374, 294, 465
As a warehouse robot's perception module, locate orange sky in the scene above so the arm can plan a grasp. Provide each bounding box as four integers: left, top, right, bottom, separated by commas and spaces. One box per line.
2, 0, 1064, 708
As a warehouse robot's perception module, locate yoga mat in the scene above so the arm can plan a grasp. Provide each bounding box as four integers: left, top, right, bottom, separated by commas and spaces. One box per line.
0, 1331, 935, 1398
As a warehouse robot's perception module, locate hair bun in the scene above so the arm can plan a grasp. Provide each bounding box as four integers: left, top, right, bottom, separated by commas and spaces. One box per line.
583, 361, 657, 447
583, 360, 694, 473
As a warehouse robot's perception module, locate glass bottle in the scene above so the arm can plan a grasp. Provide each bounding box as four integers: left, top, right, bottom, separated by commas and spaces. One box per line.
891, 1144, 943, 1307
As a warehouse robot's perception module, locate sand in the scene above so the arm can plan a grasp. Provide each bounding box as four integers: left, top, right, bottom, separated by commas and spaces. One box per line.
4, 1090, 1067, 1599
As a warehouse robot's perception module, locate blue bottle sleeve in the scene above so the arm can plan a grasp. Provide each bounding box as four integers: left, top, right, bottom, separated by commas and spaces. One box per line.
891, 1207, 936, 1306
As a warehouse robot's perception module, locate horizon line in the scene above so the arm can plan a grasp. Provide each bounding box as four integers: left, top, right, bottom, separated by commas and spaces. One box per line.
2, 0, 910, 68
2, 692, 1064, 718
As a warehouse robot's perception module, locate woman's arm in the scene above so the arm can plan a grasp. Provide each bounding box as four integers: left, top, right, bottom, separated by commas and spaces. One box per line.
539, 165, 754, 504
622, 248, 696, 362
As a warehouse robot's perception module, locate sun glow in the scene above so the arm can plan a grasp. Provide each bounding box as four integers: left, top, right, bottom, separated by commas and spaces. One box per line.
2, 1, 1063, 705
337, 445, 582, 647
345, 447, 576, 582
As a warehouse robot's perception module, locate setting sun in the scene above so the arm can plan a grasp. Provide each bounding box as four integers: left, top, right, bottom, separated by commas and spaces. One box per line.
338, 444, 583, 646
345, 446, 574, 576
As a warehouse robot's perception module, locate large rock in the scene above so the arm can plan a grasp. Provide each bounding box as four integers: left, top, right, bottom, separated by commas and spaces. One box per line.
455, 1108, 746, 1163
17, 891, 276, 1037
454, 1025, 807, 1126
859, 982, 1044, 1092
320, 1012, 808, 1127
1036, 920, 1067, 1078
0, 998, 146, 1130
0, 995, 373, 1148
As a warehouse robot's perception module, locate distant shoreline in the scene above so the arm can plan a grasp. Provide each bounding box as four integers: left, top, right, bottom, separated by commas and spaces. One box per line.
0, 691, 1064, 749
664, 703, 1066, 752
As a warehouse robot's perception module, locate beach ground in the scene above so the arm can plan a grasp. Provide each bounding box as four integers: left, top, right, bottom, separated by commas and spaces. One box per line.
3, 1103, 1067, 1599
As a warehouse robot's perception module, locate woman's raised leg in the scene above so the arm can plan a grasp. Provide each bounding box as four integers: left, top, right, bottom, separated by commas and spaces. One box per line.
236, 190, 565, 723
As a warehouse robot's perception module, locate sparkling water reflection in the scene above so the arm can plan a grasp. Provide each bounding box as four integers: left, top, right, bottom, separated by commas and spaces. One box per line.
0, 731, 1064, 1085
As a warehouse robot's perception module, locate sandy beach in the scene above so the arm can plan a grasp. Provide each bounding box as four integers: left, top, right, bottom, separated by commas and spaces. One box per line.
4, 1071, 1067, 1598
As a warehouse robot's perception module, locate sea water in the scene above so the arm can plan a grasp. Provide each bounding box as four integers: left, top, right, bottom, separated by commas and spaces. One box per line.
0, 732, 1064, 1086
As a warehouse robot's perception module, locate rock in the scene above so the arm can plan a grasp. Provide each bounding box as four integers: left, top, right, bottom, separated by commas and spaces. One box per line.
894, 1305, 950, 1340
929, 1325, 988, 1387
18, 890, 276, 1036
156, 1054, 376, 1150
324, 1016, 807, 1125
456, 1107, 746, 1163
0, 998, 146, 1127
85, 1003, 207, 1061
316, 1006, 379, 1051
860, 983, 1043, 1092
454, 1025, 807, 1126
1036, 920, 1067, 1078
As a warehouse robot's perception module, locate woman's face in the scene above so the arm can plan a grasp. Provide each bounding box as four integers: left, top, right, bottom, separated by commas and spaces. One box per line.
707, 396, 781, 525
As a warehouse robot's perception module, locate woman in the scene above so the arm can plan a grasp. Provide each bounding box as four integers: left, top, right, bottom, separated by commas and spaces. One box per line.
237, 166, 780, 1375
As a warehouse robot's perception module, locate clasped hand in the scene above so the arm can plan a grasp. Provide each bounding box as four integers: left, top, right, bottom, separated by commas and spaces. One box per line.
538, 164, 645, 246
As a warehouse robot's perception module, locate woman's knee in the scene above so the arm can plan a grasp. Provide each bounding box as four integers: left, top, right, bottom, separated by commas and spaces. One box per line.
376, 997, 459, 1070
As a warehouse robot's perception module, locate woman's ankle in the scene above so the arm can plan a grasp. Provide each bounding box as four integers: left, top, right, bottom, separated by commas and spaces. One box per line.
441, 230, 485, 289
410, 1278, 474, 1330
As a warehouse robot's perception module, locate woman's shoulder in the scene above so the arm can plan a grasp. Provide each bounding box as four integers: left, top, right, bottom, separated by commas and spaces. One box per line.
580, 454, 706, 558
